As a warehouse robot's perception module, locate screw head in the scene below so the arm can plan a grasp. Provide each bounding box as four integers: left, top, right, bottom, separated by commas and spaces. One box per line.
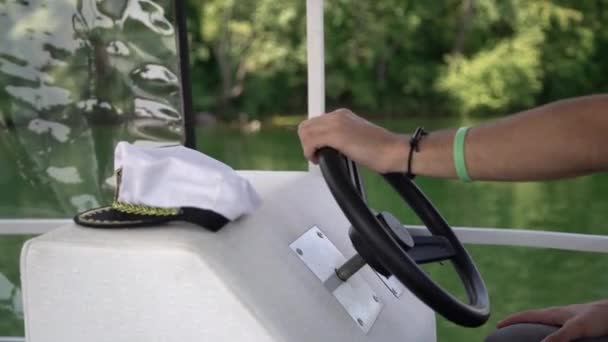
357, 318, 364, 326
373, 295, 379, 303
316, 231, 324, 239
296, 248, 303, 256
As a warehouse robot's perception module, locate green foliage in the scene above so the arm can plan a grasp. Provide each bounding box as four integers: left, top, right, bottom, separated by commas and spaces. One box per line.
191, 0, 305, 118
186, 0, 608, 118
437, 0, 602, 116
438, 30, 544, 116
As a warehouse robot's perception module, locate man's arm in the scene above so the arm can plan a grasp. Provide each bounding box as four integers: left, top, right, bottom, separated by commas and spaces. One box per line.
297, 95, 608, 181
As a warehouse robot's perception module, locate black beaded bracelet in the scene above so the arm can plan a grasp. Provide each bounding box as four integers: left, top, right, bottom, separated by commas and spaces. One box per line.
406, 127, 428, 179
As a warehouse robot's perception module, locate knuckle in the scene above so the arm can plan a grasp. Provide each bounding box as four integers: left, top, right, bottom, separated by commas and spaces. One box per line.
335, 108, 351, 118
335, 108, 356, 124
330, 108, 343, 118
335, 108, 351, 115
298, 124, 311, 140
297, 121, 307, 135
331, 113, 347, 126
327, 111, 340, 123
302, 147, 312, 158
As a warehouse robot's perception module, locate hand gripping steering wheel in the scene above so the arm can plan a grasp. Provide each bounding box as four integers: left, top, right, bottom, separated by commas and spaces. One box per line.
318, 147, 490, 327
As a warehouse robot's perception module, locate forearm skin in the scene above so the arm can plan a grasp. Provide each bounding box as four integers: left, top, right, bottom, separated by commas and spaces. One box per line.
410, 95, 608, 181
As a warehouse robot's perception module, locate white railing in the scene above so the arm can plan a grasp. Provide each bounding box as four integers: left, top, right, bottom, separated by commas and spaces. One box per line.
2, 219, 608, 254
408, 226, 608, 253
0, 219, 71, 235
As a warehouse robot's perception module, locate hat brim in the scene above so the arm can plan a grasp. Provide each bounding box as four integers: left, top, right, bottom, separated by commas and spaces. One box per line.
74, 206, 230, 231
74, 206, 176, 229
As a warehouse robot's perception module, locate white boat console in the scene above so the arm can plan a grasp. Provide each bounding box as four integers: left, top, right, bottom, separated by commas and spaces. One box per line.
20, 171, 436, 341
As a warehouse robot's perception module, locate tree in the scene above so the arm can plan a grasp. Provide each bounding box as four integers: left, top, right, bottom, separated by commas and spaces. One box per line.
186, 0, 608, 118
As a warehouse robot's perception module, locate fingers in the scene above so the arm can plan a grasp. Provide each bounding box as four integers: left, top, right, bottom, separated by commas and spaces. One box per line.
298, 117, 330, 161
497, 307, 573, 328
297, 110, 349, 161
542, 318, 586, 342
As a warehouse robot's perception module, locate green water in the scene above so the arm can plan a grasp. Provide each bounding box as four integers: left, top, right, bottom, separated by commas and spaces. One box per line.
2, 119, 608, 340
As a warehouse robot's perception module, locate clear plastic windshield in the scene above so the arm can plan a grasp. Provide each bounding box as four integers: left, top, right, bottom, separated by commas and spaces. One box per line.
0, 0, 186, 218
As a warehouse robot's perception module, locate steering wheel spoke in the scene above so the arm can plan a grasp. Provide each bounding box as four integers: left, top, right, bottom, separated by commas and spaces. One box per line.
375, 211, 456, 264
409, 235, 456, 264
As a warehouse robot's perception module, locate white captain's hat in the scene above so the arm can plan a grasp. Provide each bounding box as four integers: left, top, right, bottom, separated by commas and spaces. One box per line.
75, 141, 261, 231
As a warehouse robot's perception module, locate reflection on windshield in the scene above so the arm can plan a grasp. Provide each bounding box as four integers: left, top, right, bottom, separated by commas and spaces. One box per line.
0, 0, 185, 217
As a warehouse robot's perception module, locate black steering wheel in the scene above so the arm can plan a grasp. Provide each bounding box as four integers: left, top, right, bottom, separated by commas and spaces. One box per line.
318, 147, 490, 327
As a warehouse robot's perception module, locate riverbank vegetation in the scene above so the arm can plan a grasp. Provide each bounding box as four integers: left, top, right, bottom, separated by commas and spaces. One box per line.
185, 1, 608, 120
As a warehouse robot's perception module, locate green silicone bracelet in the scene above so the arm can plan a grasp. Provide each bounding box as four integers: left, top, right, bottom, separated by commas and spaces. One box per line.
454, 127, 472, 182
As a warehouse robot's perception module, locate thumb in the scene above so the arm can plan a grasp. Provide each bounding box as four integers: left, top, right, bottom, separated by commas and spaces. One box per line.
542, 319, 585, 342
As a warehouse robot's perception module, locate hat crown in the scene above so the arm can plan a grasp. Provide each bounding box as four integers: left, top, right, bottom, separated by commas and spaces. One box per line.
114, 142, 260, 220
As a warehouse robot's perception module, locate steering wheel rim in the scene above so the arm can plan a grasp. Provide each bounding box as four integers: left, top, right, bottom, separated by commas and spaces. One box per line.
318, 147, 490, 327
